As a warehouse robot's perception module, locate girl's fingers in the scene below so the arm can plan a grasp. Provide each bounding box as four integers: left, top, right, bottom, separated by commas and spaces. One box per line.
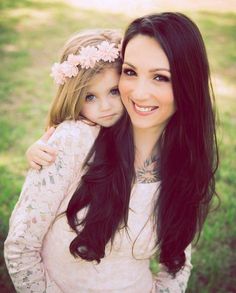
40, 127, 56, 143
26, 128, 57, 169
33, 154, 56, 166
34, 148, 56, 162
30, 161, 42, 170
37, 143, 57, 156
32, 158, 49, 166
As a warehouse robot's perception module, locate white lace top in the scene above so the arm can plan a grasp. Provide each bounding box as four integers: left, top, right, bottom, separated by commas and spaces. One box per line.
4, 120, 192, 293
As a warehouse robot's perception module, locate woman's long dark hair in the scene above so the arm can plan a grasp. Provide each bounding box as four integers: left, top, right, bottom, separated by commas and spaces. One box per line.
66, 12, 219, 274
121, 12, 219, 273
66, 112, 135, 262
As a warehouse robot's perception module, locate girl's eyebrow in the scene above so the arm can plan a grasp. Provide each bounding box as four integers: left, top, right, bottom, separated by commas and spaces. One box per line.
86, 84, 119, 96
86, 91, 94, 95
123, 61, 170, 73
110, 84, 119, 89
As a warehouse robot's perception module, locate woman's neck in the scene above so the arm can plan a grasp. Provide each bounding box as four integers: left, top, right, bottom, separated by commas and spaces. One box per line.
133, 126, 163, 183
133, 126, 163, 161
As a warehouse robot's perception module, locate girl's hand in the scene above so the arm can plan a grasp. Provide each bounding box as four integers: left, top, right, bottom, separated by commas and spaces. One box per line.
26, 127, 57, 170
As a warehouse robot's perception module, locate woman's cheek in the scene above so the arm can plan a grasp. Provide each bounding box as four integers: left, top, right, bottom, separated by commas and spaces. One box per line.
119, 77, 131, 99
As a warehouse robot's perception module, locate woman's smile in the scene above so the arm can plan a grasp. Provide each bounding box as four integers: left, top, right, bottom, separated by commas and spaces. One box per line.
132, 100, 159, 115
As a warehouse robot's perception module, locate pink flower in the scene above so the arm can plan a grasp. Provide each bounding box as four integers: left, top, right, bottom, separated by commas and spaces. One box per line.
60, 61, 78, 78
50, 41, 121, 85
78, 46, 99, 69
67, 54, 81, 66
50, 63, 66, 85
97, 41, 119, 62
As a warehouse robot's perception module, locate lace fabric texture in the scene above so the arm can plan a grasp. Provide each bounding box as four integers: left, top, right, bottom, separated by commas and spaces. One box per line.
4, 120, 192, 292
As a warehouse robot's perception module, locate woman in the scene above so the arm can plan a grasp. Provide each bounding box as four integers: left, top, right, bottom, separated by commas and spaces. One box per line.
5, 13, 218, 292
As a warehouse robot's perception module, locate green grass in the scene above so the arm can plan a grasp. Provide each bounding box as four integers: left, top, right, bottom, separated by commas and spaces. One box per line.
0, 1, 235, 292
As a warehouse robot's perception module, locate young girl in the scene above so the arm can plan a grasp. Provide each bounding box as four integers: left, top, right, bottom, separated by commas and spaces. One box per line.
25, 29, 124, 170
4, 29, 126, 292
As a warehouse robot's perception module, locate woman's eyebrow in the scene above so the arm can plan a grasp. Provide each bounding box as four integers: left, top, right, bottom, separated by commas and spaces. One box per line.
123, 62, 136, 68
149, 68, 170, 73
123, 62, 170, 72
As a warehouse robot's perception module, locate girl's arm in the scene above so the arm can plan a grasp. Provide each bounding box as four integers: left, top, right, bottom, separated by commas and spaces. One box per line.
151, 245, 192, 293
26, 127, 57, 170
4, 121, 96, 293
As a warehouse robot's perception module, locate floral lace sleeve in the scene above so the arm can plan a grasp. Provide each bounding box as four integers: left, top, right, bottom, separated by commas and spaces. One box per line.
4, 121, 97, 293
151, 245, 192, 293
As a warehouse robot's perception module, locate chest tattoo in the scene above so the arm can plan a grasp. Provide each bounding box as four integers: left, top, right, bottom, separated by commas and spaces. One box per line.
136, 155, 160, 183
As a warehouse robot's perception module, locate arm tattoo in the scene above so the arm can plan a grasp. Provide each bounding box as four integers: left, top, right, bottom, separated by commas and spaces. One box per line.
136, 155, 160, 183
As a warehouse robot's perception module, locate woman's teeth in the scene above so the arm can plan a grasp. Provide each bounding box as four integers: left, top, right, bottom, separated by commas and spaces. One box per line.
134, 103, 157, 112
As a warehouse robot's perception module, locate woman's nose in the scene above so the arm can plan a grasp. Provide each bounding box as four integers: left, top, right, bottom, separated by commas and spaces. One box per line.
131, 79, 150, 101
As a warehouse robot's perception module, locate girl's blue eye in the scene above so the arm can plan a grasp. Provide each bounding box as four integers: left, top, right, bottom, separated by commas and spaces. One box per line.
154, 74, 170, 82
85, 94, 96, 102
122, 68, 136, 76
110, 88, 120, 96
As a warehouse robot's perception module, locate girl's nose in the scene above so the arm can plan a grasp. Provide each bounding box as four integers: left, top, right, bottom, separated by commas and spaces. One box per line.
100, 97, 111, 111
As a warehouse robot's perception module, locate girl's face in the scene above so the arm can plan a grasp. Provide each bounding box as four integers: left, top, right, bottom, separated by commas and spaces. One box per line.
119, 34, 176, 133
80, 67, 124, 127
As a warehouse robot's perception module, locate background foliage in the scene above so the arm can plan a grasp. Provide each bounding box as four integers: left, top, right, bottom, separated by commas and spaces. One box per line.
0, 1, 235, 292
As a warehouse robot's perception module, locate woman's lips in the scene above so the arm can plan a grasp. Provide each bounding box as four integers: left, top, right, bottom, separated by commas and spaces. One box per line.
132, 101, 159, 116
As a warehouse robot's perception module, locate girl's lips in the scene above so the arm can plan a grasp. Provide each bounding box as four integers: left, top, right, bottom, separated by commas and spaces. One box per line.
100, 113, 116, 119
132, 101, 159, 116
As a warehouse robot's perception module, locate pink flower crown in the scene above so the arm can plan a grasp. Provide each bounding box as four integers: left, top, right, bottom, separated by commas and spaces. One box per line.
50, 41, 121, 85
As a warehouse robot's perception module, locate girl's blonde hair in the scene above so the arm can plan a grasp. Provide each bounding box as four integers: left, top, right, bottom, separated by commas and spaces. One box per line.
46, 29, 122, 128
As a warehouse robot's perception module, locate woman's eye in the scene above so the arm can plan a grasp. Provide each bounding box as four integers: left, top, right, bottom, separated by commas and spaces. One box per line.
85, 94, 96, 102
110, 88, 120, 96
154, 74, 170, 82
122, 68, 136, 76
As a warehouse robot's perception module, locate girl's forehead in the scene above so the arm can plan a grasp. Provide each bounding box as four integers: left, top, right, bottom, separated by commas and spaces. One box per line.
87, 67, 120, 92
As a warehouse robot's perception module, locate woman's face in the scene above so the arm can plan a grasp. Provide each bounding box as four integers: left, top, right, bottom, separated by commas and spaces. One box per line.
119, 34, 176, 133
